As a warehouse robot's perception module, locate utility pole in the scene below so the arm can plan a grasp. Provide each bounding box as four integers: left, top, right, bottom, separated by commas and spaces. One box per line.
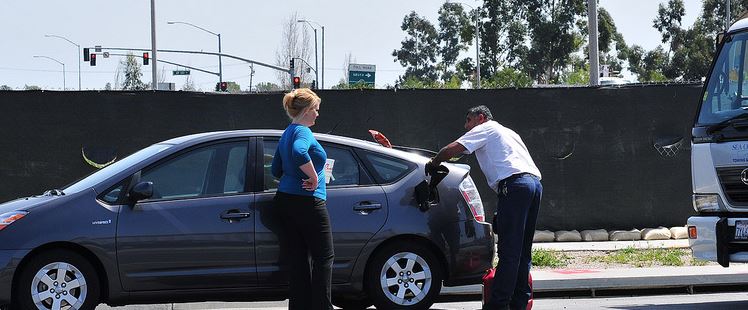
150, 0, 158, 90
321, 25, 325, 89
726, 0, 731, 30
249, 64, 255, 92
587, 0, 599, 86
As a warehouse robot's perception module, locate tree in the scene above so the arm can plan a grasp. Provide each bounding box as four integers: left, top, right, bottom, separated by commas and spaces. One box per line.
340, 52, 355, 84
392, 11, 440, 84
104, 83, 112, 91
524, 0, 587, 83
226, 81, 241, 93
24, 85, 41, 90
275, 12, 313, 89
181, 77, 196, 91
484, 67, 533, 88
119, 53, 147, 90
437, 3, 473, 82
654, 0, 685, 54
255, 82, 282, 92
0, 85, 12, 91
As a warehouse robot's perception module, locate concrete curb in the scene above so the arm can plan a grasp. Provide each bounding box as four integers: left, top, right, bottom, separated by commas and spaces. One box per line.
442, 264, 748, 296
533, 238, 689, 251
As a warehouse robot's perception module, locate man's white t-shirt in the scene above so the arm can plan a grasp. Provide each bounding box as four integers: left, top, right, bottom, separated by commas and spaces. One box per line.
456, 120, 541, 192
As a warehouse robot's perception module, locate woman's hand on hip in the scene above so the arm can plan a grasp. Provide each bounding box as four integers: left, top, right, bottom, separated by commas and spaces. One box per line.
302, 177, 318, 191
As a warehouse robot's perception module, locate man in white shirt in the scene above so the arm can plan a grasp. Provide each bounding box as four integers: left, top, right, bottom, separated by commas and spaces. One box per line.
429, 105, 542, 310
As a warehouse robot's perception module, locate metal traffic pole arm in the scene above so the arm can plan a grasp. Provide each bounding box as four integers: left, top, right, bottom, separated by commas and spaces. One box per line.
87, 47, 292, 75
104, 53, 219, 76
293, 57, 317, 75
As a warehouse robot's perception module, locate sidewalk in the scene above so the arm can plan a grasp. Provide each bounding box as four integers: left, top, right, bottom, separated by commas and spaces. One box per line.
442, 239, 748, 296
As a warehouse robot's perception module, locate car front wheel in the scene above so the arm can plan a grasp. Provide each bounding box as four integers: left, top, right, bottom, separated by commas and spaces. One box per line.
365, 242, 442, 310
16, 249, 100, 310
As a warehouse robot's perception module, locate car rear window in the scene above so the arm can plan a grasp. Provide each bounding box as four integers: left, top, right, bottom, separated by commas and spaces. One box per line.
361, 152, 414, 184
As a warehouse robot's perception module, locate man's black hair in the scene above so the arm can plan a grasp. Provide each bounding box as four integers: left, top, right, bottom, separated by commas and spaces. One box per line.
466, 105, 493, 120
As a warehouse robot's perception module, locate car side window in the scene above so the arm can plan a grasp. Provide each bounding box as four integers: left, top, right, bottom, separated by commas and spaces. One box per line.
262, 140, 365, 190
263, 140, 280, 191
141, 141, 248, 200
100, 182, 125, 204
323, 145, 360, 187
362, 152, 413, 184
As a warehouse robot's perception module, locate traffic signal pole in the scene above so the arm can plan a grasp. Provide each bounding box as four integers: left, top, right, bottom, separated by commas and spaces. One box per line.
86, 47, 294, 89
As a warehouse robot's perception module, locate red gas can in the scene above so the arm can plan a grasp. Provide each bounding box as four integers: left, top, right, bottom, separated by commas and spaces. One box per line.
482, 268, 533, 310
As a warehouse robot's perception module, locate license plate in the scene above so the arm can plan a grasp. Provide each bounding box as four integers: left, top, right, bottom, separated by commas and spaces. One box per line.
736, 221, 748, 240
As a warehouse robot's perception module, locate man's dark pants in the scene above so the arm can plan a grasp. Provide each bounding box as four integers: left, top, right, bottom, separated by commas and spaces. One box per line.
274, 192, 334, 310
485, 174, 542, 310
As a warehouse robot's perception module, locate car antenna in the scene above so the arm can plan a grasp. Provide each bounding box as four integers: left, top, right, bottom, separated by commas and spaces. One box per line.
326, 120, 342, 134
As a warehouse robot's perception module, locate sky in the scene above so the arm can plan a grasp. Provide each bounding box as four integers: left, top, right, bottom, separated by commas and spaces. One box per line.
0, 0, 705, 91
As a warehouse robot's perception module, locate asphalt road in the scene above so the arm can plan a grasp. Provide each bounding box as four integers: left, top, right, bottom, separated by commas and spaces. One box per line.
96, 292, 748, 309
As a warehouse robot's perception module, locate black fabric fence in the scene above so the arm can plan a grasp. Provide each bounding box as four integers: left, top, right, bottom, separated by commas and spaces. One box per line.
0, 85, 702, 230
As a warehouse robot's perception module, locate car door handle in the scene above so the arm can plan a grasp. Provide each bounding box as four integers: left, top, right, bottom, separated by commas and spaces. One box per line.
221, 211, 251, 220
353, 203, 382, 212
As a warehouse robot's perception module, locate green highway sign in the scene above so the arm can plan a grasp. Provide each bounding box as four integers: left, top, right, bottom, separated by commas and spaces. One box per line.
172, 70, 190, 76
348, 63, 376, 86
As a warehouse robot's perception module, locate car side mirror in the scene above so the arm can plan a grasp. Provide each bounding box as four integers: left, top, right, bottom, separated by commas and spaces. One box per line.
129, 181, 153, 202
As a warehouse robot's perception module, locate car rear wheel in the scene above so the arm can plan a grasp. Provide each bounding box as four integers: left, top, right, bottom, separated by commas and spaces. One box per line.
16, 249, 100, 310
365, 242, 442, 310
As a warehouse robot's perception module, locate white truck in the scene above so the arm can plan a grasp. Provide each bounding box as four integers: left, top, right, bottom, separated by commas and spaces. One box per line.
689, 17, 748, 267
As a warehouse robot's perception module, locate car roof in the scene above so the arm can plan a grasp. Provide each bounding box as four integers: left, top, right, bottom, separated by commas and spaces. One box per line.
159, 129, 429, 162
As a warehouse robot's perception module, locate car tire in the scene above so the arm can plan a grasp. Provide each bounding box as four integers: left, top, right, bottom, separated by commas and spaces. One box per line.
331, 296, 372, 310
365, 242, 442, 310
15, 249, 100, 310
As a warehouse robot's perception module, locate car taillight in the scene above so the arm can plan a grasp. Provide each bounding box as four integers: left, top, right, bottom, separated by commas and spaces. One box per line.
0, 211, 28, 231
459, 176, 485, 222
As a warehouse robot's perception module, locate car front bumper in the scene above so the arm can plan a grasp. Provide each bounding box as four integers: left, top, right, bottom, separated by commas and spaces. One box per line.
688, 215, 748, 267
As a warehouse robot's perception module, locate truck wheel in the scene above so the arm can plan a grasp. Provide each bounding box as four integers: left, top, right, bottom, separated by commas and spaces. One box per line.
365, 242, 442, 310
16, 249, 100, 310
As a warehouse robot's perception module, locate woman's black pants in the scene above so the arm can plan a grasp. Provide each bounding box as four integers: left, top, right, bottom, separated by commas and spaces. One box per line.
274, 191, 334, 310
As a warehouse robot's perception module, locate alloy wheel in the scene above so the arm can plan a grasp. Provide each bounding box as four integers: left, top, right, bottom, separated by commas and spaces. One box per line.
378, 251, 432, 306
30, 262, 87, 310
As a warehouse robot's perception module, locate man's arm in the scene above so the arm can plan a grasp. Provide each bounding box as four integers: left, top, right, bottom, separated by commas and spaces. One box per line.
431, 141, 467, 165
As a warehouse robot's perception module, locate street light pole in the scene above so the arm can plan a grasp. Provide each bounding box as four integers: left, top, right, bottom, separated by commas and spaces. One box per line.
34, 55, 65, 90
298, 19, 325, 89
168, 21, 223, 85
44, 34, 80, 90
298, 20, 320, 88
150, 0, 158, 91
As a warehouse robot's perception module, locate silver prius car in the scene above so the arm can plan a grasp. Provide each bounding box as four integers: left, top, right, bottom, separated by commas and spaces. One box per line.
0, 130, 493, 310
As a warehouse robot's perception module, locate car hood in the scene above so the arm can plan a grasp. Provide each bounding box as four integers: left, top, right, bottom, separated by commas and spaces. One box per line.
0, 195, 59, 214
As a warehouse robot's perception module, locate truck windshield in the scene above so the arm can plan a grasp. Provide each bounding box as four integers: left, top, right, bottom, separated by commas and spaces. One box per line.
698, 31, 748, 126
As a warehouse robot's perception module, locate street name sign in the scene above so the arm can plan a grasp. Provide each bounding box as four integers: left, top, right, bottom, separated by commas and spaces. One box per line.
348, 63, 376, 86
172, 70, 190, 76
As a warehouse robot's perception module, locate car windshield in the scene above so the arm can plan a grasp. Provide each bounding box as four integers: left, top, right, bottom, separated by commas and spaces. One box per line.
63, 144, 172, 194
698, 31, 748, 126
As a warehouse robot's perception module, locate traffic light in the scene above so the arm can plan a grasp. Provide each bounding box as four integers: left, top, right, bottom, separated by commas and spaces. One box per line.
215, 82, 220, 91
90, 53, 96, 66
311, 80, 316, 89
83, 48, 90, 61
143, 52, 149, 65
293, 77, 301, 89
220, 82, 228, 91
290, 58, 295, 71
